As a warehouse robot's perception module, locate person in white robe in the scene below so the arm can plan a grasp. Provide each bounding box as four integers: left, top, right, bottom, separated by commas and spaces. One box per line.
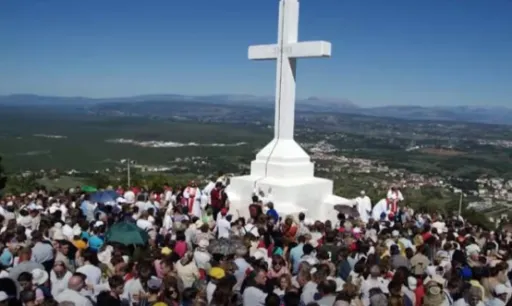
184, 183, 202, 218
372, 198, 389, 221
356, 191, 372, 223
386, 187, 404, 214
202, 178, 216, 210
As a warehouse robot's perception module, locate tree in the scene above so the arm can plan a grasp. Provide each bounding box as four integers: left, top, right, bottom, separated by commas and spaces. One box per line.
0, 156, 6, 192
86, 173, 112, 189
4, 174, 38, 195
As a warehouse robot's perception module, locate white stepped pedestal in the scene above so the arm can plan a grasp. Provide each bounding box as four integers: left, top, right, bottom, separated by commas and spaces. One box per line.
226, 139, 353, 222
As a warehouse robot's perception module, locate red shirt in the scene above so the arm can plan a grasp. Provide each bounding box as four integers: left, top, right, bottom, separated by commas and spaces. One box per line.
210, 188, 221, 209
174, 241, 188, 258
415, 279, 425, 306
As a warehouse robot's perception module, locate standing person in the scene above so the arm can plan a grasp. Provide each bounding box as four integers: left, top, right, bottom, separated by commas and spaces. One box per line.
184, 181, 200, 215
210, 182, 223, 220
54, 273, 94, 306
9, 247, 45, 281
202, 177, 216, 208
243, 268, 268, 306
356, 191, 372, 223
96, 275, 124, 306
163, 184, 174, 206
248, 196, 263, 223
30, 231, 54, 273
214, 209, 231, 239
386, 187, 403, 215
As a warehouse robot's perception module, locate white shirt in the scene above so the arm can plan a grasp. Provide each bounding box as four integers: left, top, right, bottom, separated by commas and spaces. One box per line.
164, 190, 173, 203
55, 289, 93, 306
356, 195, 372, 223
206, 282, 216, 304
361, 277, 389, 306
243, 286, 267, 306
301, 281, 318, 305
215, 217, 231, 239
163, 215, 173, 232
76, 264, 102, 285
136, 219, 152, 231
122, 278, 144, 305
50, 271, 72, 297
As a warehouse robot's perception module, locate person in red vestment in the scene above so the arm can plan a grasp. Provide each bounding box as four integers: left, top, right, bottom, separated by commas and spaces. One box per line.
184, 181, 199, 214
386, 187, 401, 215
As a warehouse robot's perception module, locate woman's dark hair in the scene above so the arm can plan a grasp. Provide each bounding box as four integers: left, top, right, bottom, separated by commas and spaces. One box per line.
20, 290, 36, 303
265, 293, 281, 306
82, 249, 99, 266
176, 231, 186, 242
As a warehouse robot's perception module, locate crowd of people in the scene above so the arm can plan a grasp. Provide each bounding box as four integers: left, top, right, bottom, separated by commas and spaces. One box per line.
0, 176, 511, 306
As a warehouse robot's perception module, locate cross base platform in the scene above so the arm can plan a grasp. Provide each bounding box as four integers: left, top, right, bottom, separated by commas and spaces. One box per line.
226, 174, 354, 222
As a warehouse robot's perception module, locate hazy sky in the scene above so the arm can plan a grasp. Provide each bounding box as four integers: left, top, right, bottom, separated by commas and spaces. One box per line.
1, 0, 511, 107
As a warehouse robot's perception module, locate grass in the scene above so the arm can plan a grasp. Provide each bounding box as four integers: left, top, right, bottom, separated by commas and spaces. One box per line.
419, 148, 466, 156
0, 110, 271, 172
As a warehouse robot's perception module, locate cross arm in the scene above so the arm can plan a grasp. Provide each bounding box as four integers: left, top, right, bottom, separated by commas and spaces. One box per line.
248, 44, 278, 60
287, 41, 331, 58
248, 40, 332, 60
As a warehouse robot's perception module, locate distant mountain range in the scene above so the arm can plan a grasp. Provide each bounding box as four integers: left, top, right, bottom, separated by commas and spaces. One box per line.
1, 94, 510, 125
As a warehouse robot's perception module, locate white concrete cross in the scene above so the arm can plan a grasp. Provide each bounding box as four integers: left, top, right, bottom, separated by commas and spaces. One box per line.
248, 0, 331, 140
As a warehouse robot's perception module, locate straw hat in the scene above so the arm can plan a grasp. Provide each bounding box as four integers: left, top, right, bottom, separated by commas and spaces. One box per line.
32, 269, 49, 285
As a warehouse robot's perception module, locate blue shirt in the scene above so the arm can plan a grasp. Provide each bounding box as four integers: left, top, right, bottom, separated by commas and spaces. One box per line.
290, 243, 304, 274
88, 235, 104, 251
266, 209, 279, 223
0, 248, 13, 266
80, 231, 90, 241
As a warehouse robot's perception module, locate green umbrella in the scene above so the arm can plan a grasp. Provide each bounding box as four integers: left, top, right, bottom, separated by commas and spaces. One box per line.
105, 222, 149, 245
81, 185, 97, 193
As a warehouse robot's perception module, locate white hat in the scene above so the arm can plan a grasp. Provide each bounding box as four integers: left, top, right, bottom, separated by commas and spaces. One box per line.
466, 244, 481, 256
123, 191, 135, 204
62, 225, 73, 240
391, 230, 400, 238
98, 246, 113, 265
408, 277, 417, 290
253, 248, 268, 261
32, 269, 49, 285
425, 274, 445, 287
72, 226, 82, 236
495, 284, 508, 295
0, 291, 7, 302
52, 230, 65, 241
94, 221, 104, 228
116, 197, 127, 204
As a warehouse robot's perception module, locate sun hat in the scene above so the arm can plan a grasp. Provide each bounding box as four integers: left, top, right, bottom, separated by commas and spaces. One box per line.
161, 247, 172, 256
209, 267, 225, 279
31, 269, 49, 285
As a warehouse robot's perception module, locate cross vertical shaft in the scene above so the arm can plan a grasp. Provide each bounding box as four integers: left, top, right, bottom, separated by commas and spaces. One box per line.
274, 0, 299, 140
